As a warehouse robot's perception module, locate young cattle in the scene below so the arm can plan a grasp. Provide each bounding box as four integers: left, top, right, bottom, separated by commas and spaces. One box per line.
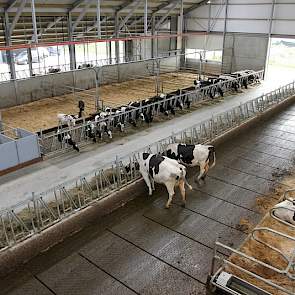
57, 113, 76, 128
165, 143, 216, 184
272, 199, 295, 226
57, 131, 79, 152
138, 153, 192, 209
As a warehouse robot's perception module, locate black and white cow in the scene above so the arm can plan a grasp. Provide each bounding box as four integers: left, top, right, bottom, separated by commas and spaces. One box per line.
138, 153, 192, 208
57, 113, 77, 128
165, 143, 216, 184
272, 199, 295, 225
194, 79, 223, 99
57, 131, 79, 152
85, 121, 97, 143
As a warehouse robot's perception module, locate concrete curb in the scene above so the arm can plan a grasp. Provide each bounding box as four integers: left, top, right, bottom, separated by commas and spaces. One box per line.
0, 94, 294, 277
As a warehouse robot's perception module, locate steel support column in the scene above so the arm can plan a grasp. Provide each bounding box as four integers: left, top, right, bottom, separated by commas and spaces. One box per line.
27, 48, 33, 76
221, 0, 229, 72
115, 12, 120, 64
31, 0, 38, 43
68, 13, 76, 70
96, 0, 101, 38
178, 0, 185, 66
264, 0, 276, 78
4, 11, 16, 80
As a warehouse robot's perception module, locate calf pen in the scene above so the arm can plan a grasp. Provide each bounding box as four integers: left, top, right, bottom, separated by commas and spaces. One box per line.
208, 189, 295, 295
0, 79, 294, 254
38, 70, 264, 156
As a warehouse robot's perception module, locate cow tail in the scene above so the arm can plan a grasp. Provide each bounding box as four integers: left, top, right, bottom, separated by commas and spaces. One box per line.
208, 146, 216, 168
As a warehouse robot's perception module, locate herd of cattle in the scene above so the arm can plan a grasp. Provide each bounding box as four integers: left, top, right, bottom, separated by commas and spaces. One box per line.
54, 69, 294, 226
55, 69, 261, 152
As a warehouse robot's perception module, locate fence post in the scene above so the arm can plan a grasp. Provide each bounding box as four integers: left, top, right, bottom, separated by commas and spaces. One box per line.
32, 192, 40, 232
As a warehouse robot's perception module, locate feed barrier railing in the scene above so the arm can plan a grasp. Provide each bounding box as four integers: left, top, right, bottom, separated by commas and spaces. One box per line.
39, 70, 264, 155
0, 79, 294, 252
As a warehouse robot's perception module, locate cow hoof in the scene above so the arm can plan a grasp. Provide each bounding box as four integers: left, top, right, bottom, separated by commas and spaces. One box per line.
188, 185, 193, 190
165, 205, 170, 209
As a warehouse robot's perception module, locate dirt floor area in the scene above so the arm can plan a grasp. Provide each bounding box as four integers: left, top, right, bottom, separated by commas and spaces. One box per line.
1, 72, 197, 132
228, 173, 295, 295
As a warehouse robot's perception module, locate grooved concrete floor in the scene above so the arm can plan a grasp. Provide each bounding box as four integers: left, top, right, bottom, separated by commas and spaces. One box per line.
1, 104, 295, 295
0, 78, 293, 209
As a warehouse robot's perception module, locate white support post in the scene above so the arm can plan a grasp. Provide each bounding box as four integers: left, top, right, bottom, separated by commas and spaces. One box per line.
96, 0, 101, 38
31, 0, 38, 43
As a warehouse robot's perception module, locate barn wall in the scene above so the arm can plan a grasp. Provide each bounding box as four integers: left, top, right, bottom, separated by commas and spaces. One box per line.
0, 56, 179, 109
186, 0, 295, 74
222, 33, 269, 73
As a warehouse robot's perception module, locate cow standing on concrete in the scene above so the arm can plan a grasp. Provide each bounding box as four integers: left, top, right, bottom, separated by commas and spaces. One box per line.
165, 143, 216, 184
137, 153, 192, 209
272, 199, 295, 225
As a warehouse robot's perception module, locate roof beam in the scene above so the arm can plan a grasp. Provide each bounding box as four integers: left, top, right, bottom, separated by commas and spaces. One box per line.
8, 0, 27, 37
71, 0, 93, 32
155, 0, 180, 30
75, 16, 107, 38
116, 0, 136, 13
184, 0, 208, 15
32, 16, 64, 42
69, 0, 89, 12
6, 0, 19, 12
116, 0, 143, 34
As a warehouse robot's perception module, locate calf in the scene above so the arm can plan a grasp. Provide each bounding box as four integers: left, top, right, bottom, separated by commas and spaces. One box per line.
138, 153, 192, 208
165, 143, 216, 184
272, 199, 295, 226
57, 113, 76, 128
97, 121, 112, 139
57, 131, 79, 152
85, 121, 97, 143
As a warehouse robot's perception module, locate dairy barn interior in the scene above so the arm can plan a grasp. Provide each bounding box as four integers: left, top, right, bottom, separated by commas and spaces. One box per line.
0, 0, 295, 294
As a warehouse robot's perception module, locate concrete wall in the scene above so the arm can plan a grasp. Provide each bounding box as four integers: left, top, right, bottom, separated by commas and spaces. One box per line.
0, 56, 180, 109
222, 33, 268, 73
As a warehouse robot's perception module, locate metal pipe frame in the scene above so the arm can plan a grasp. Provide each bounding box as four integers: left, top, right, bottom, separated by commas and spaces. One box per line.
210, 240, 295, 295
251, 227, 295, 279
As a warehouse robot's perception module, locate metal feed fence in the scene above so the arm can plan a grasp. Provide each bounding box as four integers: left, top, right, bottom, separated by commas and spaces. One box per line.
0, 79, 294, 252
39, 70, 264, 156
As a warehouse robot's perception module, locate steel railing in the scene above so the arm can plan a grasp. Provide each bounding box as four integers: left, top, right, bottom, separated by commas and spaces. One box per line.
39, 70, 264, 156
0, 78, 294, 253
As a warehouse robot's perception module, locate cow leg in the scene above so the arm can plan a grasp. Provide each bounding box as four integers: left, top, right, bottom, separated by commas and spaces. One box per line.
178, 179, 186, 208
150, 176, 155, 191
196, 163, 206, 185
165, 182, 175, 209
141, 171, 153, 195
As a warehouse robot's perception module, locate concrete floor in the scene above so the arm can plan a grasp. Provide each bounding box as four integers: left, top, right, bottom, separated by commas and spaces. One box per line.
1, 104, 295, 295
0, 76, 293, 210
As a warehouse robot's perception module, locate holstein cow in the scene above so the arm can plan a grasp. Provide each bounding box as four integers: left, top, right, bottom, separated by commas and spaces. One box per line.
57, 113, 77, 128
57, 131, 79, 152
272, 199, 295, 225
165, 144, 216, 184
138, 153, 192, 209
